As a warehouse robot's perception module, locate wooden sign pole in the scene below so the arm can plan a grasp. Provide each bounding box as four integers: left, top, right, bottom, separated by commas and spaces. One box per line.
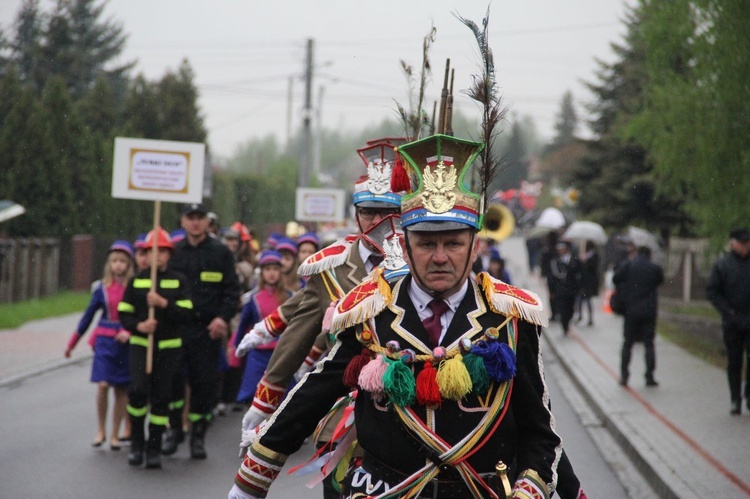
146, 199, 161, 374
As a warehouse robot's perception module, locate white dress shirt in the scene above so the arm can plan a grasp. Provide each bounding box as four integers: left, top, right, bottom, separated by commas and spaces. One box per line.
408, 278, 469, 344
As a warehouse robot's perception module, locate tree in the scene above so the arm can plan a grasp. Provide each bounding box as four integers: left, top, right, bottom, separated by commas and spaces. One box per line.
624, 0, 750, 243
9, 0, 45, 92
38, 76, 92, 236
0, 83, 55, 236
493, 117, 529, 192
156, 60, 207, 143
36, 0, 132, 100
552, 91, 578, 149
570, 4, 690, 238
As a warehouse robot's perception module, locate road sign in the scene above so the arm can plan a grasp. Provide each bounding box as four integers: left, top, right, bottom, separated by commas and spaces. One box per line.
295, 188, 346, 222
112, 137, 205, 203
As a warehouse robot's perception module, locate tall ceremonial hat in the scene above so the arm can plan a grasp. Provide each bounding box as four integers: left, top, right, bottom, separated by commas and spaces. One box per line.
396, 133, 484, 231
353, 137, 409, 208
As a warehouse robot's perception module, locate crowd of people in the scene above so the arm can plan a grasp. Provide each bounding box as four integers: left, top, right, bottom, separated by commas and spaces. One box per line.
66, 126, 750, 498
66, 203, 325, 469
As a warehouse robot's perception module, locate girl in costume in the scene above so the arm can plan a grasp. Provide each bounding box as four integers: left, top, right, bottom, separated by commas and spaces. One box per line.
65, 240, 134, 450
234, 250, 292, 404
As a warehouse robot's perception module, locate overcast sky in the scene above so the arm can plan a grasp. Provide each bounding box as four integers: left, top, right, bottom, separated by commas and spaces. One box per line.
1, 0, 634, 159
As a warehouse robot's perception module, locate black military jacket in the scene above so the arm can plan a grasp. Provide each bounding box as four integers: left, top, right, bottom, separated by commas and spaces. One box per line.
257, 273, 561, 487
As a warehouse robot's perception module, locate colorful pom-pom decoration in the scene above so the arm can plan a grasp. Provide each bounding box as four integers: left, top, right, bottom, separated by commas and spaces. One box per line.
343, 348, 372, 389
416, 361, 442, 406
472, 339, 517, 382
400, 348, 416, 364
386, 340, 401, 353
460, 338, 473, 354
484, 327, 500, 341
383, 357, 416, 407
433, 346, 447, 360
436, 354, 472, 400
359, 329, 374, 345
358, 355, 388, 397
463, 353, 491, 395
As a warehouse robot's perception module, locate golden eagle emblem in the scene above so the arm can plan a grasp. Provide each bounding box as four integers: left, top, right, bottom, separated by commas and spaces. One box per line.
421, 161, 457, 214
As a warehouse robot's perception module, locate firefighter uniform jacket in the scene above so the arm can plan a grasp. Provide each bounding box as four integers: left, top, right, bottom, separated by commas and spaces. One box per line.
118, 268, 194, 344
170, 236, 240, 327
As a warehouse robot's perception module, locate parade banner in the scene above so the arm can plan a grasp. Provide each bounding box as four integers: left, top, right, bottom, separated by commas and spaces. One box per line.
112, 137, 205, 373
295, 188, 346, 222
112, 137, 205, 203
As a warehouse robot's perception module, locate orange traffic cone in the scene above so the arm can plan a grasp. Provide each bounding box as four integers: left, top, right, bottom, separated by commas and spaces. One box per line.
602, 289, 613, 314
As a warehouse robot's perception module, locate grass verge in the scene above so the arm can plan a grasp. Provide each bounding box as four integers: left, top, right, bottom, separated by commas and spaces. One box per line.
658, 321, 726, 369
0, 291, 89, 329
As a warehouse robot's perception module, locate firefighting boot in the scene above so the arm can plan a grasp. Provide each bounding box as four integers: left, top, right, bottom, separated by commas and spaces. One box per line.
161, 427, 184, 456
127, 416, 145, 467
161, 410, 185, 456
145, 427, 163, 469
190, 420, 208, 459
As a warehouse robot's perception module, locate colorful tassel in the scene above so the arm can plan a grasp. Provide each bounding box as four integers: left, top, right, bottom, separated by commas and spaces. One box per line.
416, 361, 442, 406
343, 348, 372, 389
436, 353, 472, 400
473, 340, 517, 382
463, 353, 491, 396
321, 301, 336, 333
390, 156, 411, 194
358, 354, 388, 398
383, 357, 416, 407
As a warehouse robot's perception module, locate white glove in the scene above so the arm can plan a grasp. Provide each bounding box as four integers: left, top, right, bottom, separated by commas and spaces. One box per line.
235, 329, 273, 357
294, 362, 312, 383
239, 406, 270, 457
228, 484, 259, 499
242, 405, 269, 432
239, 426, 261, 457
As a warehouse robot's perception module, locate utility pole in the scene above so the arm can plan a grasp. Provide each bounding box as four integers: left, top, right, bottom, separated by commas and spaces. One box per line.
286, 76, 293, 148
313, 85, 325, 181
299, 38, 314, 188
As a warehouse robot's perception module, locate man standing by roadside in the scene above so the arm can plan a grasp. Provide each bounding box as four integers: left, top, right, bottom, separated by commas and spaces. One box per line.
548, 240, 582, 335
166, 203, 240, 458
707, 228, 750, 415
613, 246, 664, 388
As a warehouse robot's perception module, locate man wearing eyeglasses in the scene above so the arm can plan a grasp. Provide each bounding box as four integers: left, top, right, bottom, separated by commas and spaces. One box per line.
234, 139, 408, 486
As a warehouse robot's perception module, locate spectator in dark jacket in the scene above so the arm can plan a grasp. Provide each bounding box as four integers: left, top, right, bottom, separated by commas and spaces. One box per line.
707, 227, 750, 415
613, 246, 664, 387
576, 240, 600, 326
548, 240, 582, 335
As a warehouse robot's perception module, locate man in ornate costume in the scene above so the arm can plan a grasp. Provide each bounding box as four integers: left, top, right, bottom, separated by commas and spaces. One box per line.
234, 139, 407, 492
229, 134, 562, 499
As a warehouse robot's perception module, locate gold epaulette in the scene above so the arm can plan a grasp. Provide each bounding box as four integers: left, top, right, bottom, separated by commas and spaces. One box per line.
477, 272, 548, 328
297, 234, 358, 277
330, 267, 392, 333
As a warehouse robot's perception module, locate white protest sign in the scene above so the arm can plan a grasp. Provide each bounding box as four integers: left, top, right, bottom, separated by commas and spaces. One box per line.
112, 137, 205, 203
295, 188, 346, 222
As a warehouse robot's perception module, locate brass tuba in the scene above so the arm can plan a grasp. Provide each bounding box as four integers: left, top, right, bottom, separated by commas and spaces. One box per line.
479, 203, 515, 242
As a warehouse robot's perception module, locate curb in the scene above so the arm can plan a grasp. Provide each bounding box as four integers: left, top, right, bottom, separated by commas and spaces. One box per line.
0, 353, 93, 389
543, 334, 682, 499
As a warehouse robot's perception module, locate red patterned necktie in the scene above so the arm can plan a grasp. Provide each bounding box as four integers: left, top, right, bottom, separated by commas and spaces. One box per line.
422, 299, 450, 348
367, 254, 384, 269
